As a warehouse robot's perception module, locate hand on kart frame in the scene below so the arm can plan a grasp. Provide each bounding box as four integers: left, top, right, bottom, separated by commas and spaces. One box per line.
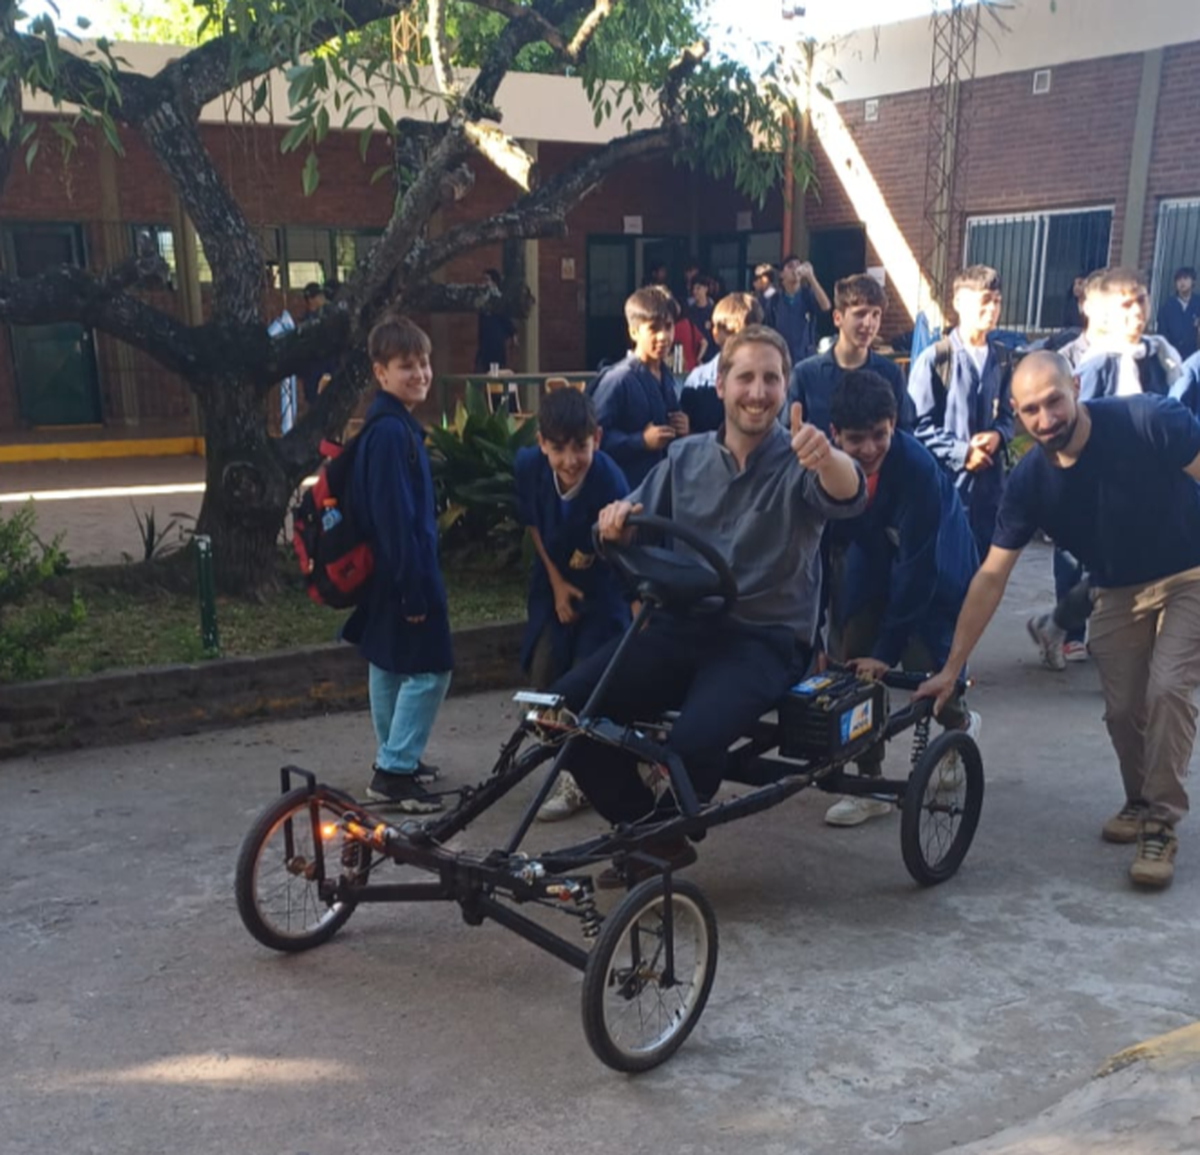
914, 666, 959, 715
848, 656, 890, 681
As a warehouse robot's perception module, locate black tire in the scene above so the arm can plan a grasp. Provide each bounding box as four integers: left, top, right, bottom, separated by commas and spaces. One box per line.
900, 729, 984, 886
582, 878, 718, 1073
236, 787, 371, 952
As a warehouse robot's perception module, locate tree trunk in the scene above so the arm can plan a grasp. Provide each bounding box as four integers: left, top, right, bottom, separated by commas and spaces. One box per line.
193, 376, 296, 598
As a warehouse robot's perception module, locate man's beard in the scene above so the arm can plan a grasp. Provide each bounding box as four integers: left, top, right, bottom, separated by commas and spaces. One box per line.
1037, 416, 1077, 454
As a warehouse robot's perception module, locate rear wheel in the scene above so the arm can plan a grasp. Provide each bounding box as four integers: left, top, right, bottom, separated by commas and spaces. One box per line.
900, 730, 984, 886
236, 787, 371, 952
582, 877, 718, 1073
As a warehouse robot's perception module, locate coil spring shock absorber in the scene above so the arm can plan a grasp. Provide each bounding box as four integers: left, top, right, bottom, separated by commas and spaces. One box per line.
577, 889, 602, 940
910, 715, 931, 771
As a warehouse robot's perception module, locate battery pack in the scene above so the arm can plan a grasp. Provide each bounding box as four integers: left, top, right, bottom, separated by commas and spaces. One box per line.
778, 672, 888, 763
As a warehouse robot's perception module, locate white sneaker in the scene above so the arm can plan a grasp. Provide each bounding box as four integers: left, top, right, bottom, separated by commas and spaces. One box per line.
1027, 613, 1067, 671
824, 796, 893, 827
536, 772, 591, 822
937, 710, 981, 792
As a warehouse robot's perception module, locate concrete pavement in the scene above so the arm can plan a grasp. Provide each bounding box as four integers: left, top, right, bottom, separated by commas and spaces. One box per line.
0, 455, 206, 566
2, 547, 1199, 1154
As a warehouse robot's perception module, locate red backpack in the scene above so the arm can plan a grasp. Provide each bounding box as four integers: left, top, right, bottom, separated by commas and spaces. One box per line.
292, 416, 390, 608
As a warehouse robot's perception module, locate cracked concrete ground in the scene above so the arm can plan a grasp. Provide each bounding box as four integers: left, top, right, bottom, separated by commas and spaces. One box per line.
2, 544, 1199, 1155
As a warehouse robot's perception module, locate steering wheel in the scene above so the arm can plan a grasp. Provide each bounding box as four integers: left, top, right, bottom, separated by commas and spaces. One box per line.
602, 513, 738, 618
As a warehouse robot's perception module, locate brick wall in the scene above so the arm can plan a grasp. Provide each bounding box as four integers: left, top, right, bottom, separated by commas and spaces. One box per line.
806, 42, 1200, 336
1140, 40, 1200, 270
5, 40, 1200, 435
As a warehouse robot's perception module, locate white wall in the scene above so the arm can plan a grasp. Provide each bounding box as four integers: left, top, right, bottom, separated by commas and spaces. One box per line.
22, 42, 659, 145
814, 0, 1200, 101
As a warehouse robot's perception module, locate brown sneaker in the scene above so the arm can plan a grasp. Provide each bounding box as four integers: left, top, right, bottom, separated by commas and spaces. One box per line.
1102, 801, 1147, 844
596, 836, 698, 891
1129, 822, 1178, 888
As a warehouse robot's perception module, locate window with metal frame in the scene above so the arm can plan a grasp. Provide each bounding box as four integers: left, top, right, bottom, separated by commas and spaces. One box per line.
1150, 198, 1200, 328
129, 224, 178, 290
963, 208, 1112, 331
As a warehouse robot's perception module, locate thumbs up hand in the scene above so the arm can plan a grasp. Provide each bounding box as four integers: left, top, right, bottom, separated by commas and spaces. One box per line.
790, 400, 832, 472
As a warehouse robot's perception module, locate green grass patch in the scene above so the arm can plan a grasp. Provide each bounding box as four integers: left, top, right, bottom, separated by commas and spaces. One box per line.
10, 555, 527, 681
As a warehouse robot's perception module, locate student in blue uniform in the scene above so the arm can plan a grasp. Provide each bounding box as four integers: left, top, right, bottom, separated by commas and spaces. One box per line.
786, 273, 914, 437
764, 255, 831, 364
515, 387, 631, 820
1072, 268, 1181, 400
1157, 266, 1200, 361
820, 370, 980, 826
1169, 349, 1200, 415
590, 287, 688, 487
680, 291, 762, 434
342, 316, 451, 814
908, 264, 1014, 556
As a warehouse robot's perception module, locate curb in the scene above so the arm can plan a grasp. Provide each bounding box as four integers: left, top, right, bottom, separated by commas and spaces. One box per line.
1097, 1020, 1200, 1076
0, 621, 523, 759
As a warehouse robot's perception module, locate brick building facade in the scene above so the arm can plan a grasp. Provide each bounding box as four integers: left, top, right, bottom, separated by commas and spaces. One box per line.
2, 15, 1199, 449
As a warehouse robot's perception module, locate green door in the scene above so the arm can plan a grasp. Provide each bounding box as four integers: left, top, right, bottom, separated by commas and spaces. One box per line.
3, 224, 102, 426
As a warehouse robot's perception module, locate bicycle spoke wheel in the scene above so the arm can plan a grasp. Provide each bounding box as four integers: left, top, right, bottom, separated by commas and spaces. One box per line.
900, 730, 984, 886
582, 878, 717, 1073
236, 787, 370, 952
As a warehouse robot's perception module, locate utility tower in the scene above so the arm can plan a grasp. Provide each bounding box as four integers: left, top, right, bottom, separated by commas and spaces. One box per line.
920, 0, 981, 321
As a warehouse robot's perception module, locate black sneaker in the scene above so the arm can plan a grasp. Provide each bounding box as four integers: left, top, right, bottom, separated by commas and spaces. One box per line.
366, 771, 443, 813
372, 761, 440, 783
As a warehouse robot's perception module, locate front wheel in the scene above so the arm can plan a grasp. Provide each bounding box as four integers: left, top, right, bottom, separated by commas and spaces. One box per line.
235, 787, 371, 952
900, 730, 984, 886
582, 877, 718, 1073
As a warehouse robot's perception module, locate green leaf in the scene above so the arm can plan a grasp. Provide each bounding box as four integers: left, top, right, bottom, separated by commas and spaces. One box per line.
377, 107, 395, 134
0, 102, 13, 141
358, 124, 373, 162
301, 151, 320, 197
369, 164, 390, 185
252, 80, 269, 113
100, 113, 124, 156
24, 138, 40, 169
279, 120, 309, 153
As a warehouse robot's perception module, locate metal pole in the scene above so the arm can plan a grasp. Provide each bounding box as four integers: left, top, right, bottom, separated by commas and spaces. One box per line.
194, 535, 220, 655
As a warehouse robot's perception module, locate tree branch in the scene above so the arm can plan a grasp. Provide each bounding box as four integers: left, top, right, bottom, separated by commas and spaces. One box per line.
161, 0, 413, 119
467, 0, 568, 54
660, 39, 709, 124
397, 281, 501, 314
0, 266, 198, 378
138, 102, 264, 324
565, 0, 612, 63
462, 121, 537, 191
425, 0, 459, 102
408, 125, 673, 280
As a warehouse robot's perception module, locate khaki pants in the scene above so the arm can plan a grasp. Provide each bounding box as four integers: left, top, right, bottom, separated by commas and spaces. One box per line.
1087, 566, 1200, 826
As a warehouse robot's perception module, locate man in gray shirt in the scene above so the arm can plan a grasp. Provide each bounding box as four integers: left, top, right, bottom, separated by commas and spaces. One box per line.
550, 325, 865, 880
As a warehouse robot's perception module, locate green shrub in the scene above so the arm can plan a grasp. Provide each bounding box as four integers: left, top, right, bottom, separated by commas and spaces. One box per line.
0, 502, 85, 680
427, 388, 538, 567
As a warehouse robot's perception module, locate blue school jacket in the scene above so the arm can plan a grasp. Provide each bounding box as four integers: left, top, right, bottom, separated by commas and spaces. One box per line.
341, 392, 453, 675
1169, 350, 1200, 416
590, 354, 680, 487
1075, 336, 1181, 400
785, 349, 915, 436
514, 447, 630, 674
1157, 295, 1200, 360
907, 331, 1014, 546
825, 431, 978, 667
680, 357, 724, 434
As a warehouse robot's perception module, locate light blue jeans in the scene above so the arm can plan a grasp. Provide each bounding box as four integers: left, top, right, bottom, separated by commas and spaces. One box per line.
368, 665, 452, 774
